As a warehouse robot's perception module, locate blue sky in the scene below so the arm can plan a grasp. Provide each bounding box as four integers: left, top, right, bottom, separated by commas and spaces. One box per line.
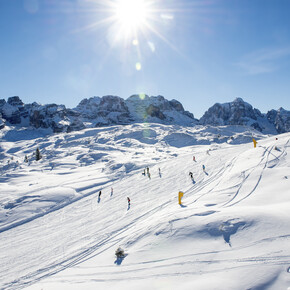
0, 0, 290, 118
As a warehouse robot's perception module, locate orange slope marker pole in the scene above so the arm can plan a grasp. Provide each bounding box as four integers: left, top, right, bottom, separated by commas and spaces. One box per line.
178, 191, 184, 205
252, 138, 257, 148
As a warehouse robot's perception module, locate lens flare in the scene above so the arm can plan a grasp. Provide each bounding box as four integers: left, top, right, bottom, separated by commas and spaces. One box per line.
143, 128, 150, 138
136, 62, 142, 70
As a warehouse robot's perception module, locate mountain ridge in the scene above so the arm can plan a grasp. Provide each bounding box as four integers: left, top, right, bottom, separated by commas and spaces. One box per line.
0, 95, 289, 135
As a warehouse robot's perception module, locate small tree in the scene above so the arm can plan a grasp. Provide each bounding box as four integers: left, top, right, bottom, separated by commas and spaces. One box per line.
35, 147, 42, 161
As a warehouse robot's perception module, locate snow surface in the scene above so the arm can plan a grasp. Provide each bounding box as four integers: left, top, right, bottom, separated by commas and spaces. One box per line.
0, 124, 289, 290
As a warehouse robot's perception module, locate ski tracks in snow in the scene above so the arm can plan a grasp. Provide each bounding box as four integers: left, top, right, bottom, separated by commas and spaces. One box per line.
224, 139, 289, 207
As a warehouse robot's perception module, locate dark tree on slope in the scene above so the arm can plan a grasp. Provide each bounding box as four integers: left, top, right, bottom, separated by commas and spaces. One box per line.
35, 148, 42, 161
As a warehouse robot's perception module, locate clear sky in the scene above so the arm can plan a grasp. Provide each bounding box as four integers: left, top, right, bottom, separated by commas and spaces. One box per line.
0, 0, 290, 118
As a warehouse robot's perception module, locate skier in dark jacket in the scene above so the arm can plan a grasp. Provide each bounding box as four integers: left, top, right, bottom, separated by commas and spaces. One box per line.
127, 197, 130, 206
189, 172, 193, 179
99, 190, 102, 197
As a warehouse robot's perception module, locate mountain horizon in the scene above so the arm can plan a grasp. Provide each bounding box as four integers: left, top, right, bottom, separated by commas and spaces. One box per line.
0, 95, 289, 135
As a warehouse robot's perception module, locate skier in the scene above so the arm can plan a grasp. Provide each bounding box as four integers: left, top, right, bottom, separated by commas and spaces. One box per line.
98, 190, 102, 198
158, 167, 161, 177
148, 172, 151, 179
189, 172, 193, 179
142, 169, 146, 176
111, 187, 113, 196
202, 165, 205, 171
146, 167, 149, 175
193, 156, 196, 162
127, 197, 130, 206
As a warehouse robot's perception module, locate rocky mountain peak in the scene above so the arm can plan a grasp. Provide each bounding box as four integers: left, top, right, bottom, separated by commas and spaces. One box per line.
75, 95, 131, 126
201, 98, 257, 124
7, 96, 24, 107
0, 95, 288, 135
234, 97, 243, 102
125, 94, 195, 125
266, 107, 290, 133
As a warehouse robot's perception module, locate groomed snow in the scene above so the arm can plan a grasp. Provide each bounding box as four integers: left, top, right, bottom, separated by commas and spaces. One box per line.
0, 124, 289, 290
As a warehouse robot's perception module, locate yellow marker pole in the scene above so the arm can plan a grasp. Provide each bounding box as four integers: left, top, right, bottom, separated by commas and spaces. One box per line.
252, 138, 257, 148
178, 191, 184, 205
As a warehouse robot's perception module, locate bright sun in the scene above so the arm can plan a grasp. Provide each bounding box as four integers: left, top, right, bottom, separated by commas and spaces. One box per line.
82, 0, 177, 69
113, 0, 150, 36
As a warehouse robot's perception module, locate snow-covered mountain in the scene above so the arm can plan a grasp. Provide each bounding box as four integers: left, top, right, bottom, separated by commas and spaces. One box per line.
199, 97, 281, 134
0, 123, 289, 289
0, 95, 289, 134
75, 95, 132, 126
125, 94, 196, 125
266, 107, 290, 134
0, 95, 197, 133
75, 94, 197, 126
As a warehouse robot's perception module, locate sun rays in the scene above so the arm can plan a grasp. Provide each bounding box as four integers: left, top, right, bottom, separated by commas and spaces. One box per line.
79, 0, 179, 65
66, 0, 205, 72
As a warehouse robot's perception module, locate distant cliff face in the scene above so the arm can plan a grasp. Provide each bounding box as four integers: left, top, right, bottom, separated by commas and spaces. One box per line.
29, 103, 85, 133
75, 95, 132, 126
266, 108, 290, 134
0, 97, 24, 124
0, 95, 289, 134
0, 97, 85, 133
125, 94, 196, 125
199, 98, 289, 134
0, 95, 197, 132
200, 98, 259, 125
74, 94, 197, 126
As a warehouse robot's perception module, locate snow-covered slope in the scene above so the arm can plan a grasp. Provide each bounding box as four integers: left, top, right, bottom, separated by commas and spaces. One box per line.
0, 124, 289, 290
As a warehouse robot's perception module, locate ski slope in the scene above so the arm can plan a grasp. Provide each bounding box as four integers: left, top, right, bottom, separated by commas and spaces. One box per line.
0, 124, 289, 290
